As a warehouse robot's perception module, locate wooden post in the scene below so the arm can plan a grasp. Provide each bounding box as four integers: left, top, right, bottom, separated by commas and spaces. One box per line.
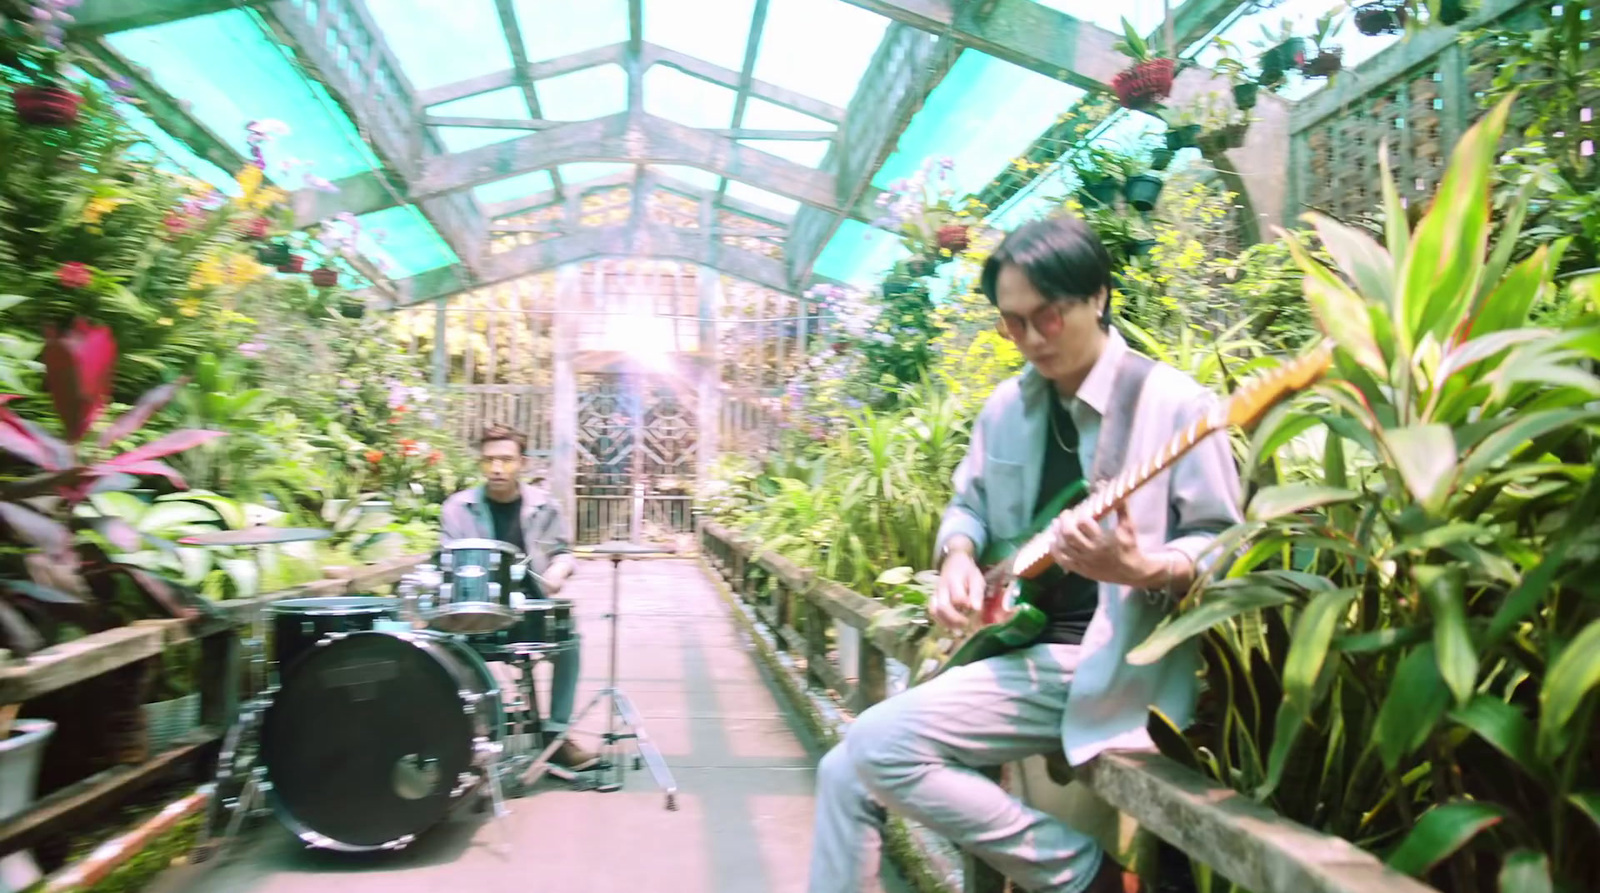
197, 630, 239, 731
551, 266, 579, 522
854, 641, 887, 712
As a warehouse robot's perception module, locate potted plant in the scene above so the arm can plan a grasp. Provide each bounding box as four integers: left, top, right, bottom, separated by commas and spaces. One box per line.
1353, 0, 1407, 35
1437, 0, 1470, 25
1120, 156, 1165, 212
1300, 11, 1345, 78
276, 254, 305, 274
310, 266, 339, 288
1210, 42, 1259, 110
1070, 146, 1125, 208
255, 240, 292, 267
1110, 17, 1176, 111
2, 4, 83, 127
869, 157, 983, 266
0, 709, 56, 892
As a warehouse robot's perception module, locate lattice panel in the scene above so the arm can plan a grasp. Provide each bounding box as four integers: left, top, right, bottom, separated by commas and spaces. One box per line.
717, 209, 785, 260
578, 186, 632, 228
449, 385, 552, 453
490, 203, 563, 255
639, 383, 697, 490
647, 188, 701, 229
1299, 61, 1450, 224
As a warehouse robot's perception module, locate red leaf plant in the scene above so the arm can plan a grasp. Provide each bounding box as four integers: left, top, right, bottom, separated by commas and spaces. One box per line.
0, 320, 227, 655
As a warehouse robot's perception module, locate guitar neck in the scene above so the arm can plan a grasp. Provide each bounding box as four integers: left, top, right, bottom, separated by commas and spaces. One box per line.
1009, 412, 1218, 581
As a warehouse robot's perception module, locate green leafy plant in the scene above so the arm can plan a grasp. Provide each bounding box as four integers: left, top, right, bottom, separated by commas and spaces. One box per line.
1135, 96, 1600, 893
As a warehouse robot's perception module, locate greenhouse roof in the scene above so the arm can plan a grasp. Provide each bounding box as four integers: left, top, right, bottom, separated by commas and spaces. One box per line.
64, 0, 1400, 299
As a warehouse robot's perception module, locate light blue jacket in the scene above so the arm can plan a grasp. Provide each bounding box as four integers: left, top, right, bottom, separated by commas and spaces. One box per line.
934, 329, 1243, 765
439, 482, 574, 578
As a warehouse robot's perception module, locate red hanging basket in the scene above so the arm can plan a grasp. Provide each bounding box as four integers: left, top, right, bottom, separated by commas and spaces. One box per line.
310, 267, 339, 288
936, 224, 971, 254
13, 85, 82, 126
239, 216, 270, 241
276, 255, 305, 274
1110, 58, 1176, 110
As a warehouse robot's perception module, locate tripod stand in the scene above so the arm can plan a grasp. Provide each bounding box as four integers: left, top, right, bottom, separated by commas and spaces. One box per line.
516, 542, 679, 810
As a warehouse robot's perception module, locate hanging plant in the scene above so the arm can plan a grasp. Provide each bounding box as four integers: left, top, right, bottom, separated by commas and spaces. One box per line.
276, 255, 305, 274
1437, 0, 1470, 25
254, 241, 292, 267
238, 216, 270, 241
1303, 47, 1343, 77
935, 224, 970, 254
1110, 17, 1176, 110
1150, 147, 1174, 171
905, 255, 938, 278
1258, 37, 1306, 76
12, 83, 81, 126
1354, 0, 1407, 35
1164, 124, 1201, 151
309, 266, 339, 288
1122, 174, 1165, 212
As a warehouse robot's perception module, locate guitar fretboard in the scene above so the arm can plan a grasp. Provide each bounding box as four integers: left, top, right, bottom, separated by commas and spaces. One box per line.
1008, 412, 1215, 581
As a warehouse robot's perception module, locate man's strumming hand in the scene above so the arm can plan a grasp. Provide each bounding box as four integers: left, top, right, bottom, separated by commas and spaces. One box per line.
931, 544, 986, 631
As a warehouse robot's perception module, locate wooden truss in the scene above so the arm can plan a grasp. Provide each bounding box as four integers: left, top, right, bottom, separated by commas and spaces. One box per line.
68, 0, 1268, 301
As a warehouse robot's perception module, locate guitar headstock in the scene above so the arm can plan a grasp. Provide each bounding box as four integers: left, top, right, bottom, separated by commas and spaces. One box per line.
1218, 341, 1334, 430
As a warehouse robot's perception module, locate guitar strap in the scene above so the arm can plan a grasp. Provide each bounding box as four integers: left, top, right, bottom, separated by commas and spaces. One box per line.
1089, 348, 1157, 486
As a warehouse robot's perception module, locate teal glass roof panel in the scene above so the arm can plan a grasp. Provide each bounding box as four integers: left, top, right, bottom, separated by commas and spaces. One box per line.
723, 182, 800, 216
872, 50, 1086, 198
741, 139, 830, 168
561, 163, 634, 185
355, 206, 460, 278
475, 170, 555, 207
1029, 0, 1172, 38
1191, 0, 1402, 100
650, 164, 723, 192
363, 0, 510, 91
753, 0, 890, 108
537, 65, 629, 121
98, 86, 239, 193
643, 67, 738, 129
513, 0, 630, 62
740, 97, 835, 132
644, 0, 757, 72
428, 88, 534, 153
107, 10, 381, 183
813, 219, 906, 288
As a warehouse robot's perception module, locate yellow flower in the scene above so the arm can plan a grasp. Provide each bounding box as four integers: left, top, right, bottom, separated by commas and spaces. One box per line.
236, 165, 264, 199
157, 317, 174, 326
83, 197, 125, 225
249, 187, 287, 210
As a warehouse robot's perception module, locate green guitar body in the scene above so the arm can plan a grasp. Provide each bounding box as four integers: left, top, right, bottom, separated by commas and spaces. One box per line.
934, 478, 1088, 676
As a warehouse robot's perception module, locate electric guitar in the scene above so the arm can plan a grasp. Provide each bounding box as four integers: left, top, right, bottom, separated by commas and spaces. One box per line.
934, 343, 1334, 675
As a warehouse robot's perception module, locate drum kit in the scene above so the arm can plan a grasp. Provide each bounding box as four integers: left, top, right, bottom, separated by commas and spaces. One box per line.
182, 528, 677, 864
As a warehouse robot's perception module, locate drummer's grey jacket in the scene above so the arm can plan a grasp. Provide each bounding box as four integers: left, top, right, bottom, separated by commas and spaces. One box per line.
439, 483, 573, 577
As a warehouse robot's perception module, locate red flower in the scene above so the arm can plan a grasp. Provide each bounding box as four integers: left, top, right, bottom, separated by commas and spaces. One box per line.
427, 451, 442, 465
399, 438, 419, 457
42, 319, 116, 442
56, 262, 92, 290
240, 217, 270, 240
364, 449, 383, 464
163, 213, 190, 237
936, 224, 970, 254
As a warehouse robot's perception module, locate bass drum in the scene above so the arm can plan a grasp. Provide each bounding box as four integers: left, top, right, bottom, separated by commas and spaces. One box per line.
259, 630, 503, 851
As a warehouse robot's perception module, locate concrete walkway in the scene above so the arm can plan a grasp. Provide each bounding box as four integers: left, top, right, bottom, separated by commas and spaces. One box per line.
153, 557, 883, 893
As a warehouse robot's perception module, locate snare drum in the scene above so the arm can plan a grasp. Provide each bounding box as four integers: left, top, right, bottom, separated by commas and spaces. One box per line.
269, 596, 401, 677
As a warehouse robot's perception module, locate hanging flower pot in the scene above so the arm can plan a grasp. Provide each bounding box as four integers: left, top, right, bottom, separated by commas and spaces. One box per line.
310, 267, 339, 288
255, 241, 291, 267
1110, 57, 1176, 110
905, 255, 938, 278
1232, 82, 1259, 110
882, 277, 913, 297
1122, 174, 1165, 212
13, 85, 82, 126
1221, 121, 1250, 149
1438, 0, 1469, 25
1128, 238, 1157, 260
276, 254, 305, 274
1354, 1, 1407, 35
1303, 47, 1343, 78
238, 216, 270, 241
1260, 38, 1306, 74
1165, 124, 1201, 151
1150, 147, 1174, 171
935, 224, 970, 254
1079, 179, 1121, 209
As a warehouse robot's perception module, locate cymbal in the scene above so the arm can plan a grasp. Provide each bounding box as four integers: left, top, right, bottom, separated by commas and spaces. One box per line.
578, 540, 678, 556
442, 538, 524, 555
178, 527, 332, 546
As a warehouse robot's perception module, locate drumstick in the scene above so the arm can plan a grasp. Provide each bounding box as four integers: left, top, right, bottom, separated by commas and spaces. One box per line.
0, 703, 19, 740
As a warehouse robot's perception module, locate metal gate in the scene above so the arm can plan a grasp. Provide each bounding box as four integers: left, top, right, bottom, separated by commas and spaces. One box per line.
573, 373, 697, 544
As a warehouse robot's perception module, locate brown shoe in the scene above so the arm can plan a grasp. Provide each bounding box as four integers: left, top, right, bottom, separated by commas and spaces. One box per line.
551, 739, 600, 771
1085, 854, 1142, 893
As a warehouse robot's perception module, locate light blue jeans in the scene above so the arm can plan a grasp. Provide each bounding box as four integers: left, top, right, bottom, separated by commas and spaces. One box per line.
491, 633, 579, 731
808, 643, 1103, 893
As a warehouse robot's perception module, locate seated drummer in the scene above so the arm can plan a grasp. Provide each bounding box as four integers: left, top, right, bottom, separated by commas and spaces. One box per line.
440, 422, 599, 771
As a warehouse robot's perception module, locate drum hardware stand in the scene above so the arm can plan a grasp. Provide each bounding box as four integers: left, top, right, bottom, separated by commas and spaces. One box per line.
189, 696, 274, 865
516, 546, 679, 811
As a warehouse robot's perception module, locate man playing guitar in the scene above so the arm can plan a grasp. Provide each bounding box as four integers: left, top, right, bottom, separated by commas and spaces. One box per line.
807, 216, 1244, 892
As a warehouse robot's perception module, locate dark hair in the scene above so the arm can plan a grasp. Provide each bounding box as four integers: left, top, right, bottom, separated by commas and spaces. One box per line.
980, 215, 1114, 329
477, 422, 527, 453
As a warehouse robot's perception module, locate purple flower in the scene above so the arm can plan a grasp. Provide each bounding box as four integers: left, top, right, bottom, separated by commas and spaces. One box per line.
237, 341, 266, 358
939, 156, 955, 170
304, 175, 339, 194
106, 76, 136, 99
